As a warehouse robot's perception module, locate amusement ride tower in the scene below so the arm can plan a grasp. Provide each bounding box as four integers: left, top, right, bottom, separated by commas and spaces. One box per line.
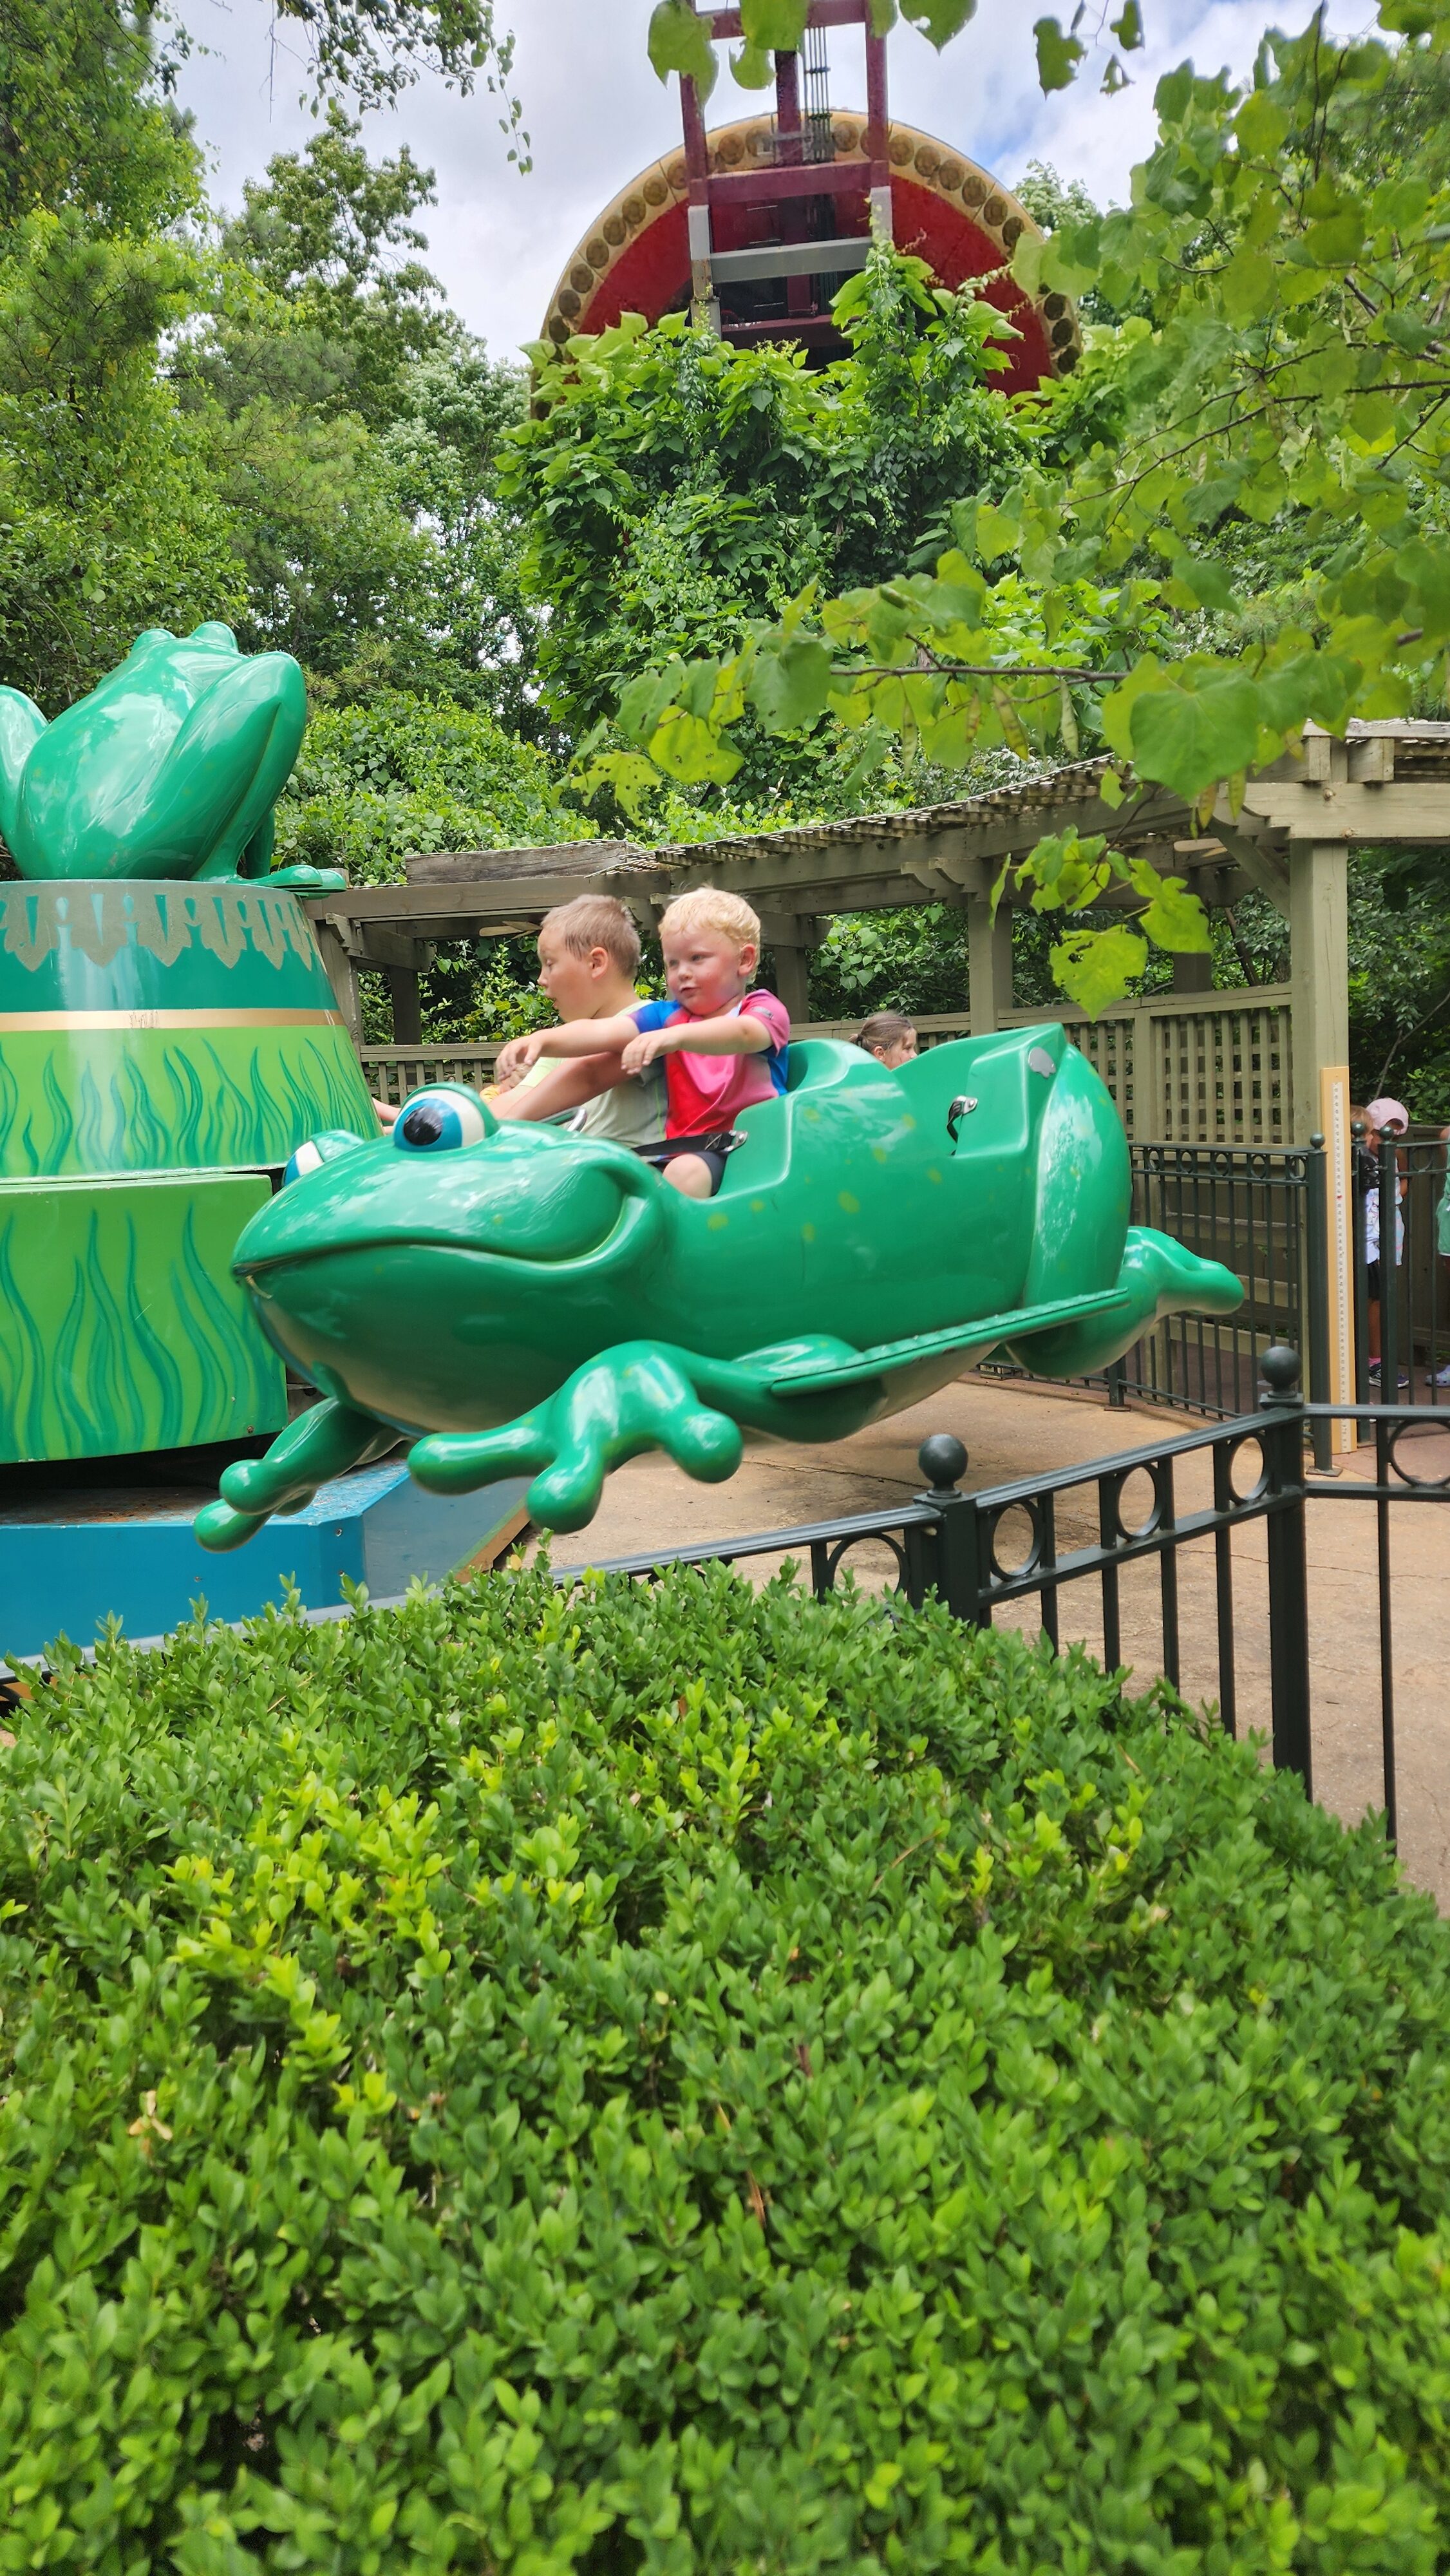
543, 1, 1078, 388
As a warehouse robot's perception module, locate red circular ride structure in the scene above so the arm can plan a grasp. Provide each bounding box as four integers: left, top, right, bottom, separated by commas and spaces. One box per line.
541, 4, 1078, 392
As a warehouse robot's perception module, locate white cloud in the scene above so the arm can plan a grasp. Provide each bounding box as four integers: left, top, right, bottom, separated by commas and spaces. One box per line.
173, 0, 1312, 363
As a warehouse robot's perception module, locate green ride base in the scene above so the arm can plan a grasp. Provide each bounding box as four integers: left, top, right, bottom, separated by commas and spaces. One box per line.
0, 1171, 288, 1464
0, 877, 374, 1463
0, 878, 373, 1179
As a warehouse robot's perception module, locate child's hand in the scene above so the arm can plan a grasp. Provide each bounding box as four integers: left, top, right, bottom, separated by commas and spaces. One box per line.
496, 1032, 544, 1083
621, 1028, 670, 1074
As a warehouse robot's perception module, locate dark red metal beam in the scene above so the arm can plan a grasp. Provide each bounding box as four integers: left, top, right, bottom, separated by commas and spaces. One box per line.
706, 160, 871, 205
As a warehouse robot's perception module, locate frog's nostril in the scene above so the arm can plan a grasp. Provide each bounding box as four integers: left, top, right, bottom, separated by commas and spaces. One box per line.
402, 1101, 445, 1148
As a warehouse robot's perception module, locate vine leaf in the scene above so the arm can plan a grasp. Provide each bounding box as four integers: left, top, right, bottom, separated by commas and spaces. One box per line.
1128, 670, 1262, 799
648, 0, 718, 98
749, 636, 835, 734
1034, 15, 1086, 91
901, 0, 980, 43
1051, 925, 1150, 1016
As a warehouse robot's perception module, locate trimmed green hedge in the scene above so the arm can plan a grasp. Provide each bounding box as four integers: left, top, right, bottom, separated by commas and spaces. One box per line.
3, 1567, 1450, 2573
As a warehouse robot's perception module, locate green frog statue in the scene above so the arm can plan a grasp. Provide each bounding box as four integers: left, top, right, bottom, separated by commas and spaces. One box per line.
195, 1024, 1243, 1548
0, 621, 341, 888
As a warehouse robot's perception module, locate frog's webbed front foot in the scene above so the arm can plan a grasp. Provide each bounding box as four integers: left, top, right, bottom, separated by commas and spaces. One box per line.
408, 1342, 743, 1534
194, 1398, 401, 1552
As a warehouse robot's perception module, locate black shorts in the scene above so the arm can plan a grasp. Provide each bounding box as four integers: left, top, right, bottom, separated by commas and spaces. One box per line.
1366, 1259, 1382, 1298
634, 1130, 740, 1198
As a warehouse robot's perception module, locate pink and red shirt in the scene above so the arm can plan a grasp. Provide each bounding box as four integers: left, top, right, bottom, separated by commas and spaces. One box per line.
629, 990, 791, 1138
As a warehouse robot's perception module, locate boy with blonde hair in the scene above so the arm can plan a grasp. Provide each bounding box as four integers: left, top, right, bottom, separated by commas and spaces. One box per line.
491, 893, 666, 1148
494, 887, 789, 1198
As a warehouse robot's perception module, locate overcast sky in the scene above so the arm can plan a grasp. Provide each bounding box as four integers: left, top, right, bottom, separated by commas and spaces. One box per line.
174, 0, 1348, 362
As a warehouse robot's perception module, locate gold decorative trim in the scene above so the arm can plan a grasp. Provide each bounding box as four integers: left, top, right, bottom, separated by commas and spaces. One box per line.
541, 113, 1079, 374
0, 1008, 345, 1033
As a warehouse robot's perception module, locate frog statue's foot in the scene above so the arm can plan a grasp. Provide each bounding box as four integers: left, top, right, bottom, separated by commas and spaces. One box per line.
409, 1343, 746, 1533
193, 1399, 404, 1553
193, 1345, 748, 1552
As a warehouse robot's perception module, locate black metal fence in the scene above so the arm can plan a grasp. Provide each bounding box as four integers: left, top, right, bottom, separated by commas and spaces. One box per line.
558, 1347, 1449, 1850
1353, 1127, 1450, 1405
988, 1140, 1326, 1430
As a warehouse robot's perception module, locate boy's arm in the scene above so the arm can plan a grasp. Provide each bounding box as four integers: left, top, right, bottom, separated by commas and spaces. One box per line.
495, 1011, 637, 1083
622, 1011, 771, 1072
492, 1055, 625, 1121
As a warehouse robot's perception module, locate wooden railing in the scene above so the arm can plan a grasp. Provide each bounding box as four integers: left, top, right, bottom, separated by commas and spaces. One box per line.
360, 987, 1294, 1147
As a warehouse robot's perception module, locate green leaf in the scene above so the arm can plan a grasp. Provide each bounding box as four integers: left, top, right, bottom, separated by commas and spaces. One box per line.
1218, 249, 1276, 325
1051, 924, 1149, 1015
731, 40, 775, 86
1098, 655, 1166, 761
1167, 554, 1238, 614
1109, 0, 1143, 47
1127, 858, 1211, 952
740, 0, 809, 46
648, 0, 718, 97
574, 752, 665, 822
748, 634, 835, 734
1034, 15, 1086, 91
901, 0, 979, 43
869, 0, 899, 28
1129, 669, 1262, 799
648, 706, 742, 784
617, 667, 681, 749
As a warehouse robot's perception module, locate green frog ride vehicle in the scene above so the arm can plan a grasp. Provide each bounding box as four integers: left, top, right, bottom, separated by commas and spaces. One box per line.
194, 1022, 1243, 1546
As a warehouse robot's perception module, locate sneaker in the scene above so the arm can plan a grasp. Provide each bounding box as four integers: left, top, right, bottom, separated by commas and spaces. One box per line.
1435, 1366, 1450, 1387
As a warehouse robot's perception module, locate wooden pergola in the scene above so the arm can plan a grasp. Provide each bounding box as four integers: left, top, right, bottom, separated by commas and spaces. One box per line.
300, 721, 1450, 1154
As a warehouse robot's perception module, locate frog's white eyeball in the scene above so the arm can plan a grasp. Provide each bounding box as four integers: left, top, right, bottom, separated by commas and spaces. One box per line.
283, 1129, 367, 1185
393, 1086, 493, 1154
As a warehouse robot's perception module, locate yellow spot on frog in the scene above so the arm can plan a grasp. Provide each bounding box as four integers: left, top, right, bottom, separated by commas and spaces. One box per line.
927, 1166, 942, 1184
872, 1145, 887, 1164
901, 1112, 916, 1131
837, 1190, 860, 1215
804, 1105, 820, 1121
802, 1222, 816, 1244
750, 1198, 765, 1213
708, 1212, 729, 1231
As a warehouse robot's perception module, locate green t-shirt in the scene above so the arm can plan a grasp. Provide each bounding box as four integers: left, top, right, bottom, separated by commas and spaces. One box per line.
1438, 1159, 1450, 1257
576, 1062, 666, 1148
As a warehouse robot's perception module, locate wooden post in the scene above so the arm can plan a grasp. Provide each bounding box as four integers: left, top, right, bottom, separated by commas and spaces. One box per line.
967, 898, 1012, 1034
1320, 1063, 1357, 1456
771, 942, 813, 1027
1171, 949, 1214, 992
1289, 840, 1350, 1149
384, 966, 422, 1046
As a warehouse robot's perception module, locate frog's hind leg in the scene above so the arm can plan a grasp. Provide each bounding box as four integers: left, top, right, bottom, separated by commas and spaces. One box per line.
159, 654, 307, 882
1003, 1226, 1243, 1380
194, 1399, 400, 1551
409, 1343, 742, 1535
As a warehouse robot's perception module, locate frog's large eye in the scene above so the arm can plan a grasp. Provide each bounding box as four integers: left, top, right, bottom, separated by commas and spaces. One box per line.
393, 1085, 494, 1153
283, 1128, 367, 1185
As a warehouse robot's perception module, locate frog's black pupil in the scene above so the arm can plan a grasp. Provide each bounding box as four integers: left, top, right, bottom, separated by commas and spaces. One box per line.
402, 1101, 445, 1146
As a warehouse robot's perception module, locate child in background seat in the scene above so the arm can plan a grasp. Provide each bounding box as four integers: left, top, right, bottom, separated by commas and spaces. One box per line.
494, 889, 789, 1198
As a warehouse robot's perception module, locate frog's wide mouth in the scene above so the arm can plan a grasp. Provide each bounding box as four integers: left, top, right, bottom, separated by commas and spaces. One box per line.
236, 1185, 654, 1289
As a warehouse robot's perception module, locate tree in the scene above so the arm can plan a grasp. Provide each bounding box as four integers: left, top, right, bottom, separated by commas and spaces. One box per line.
0, 2, 240, 707
502, 249, 1026, 803
609, 1, 1450, 1010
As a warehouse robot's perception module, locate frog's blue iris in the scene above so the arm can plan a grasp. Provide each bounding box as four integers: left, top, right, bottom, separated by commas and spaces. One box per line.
394, 1087, 489, 1154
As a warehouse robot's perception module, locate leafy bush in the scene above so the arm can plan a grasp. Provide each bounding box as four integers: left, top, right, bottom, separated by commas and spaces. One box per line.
272, 690, 594, 886
2, 1567, 1449, 2571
